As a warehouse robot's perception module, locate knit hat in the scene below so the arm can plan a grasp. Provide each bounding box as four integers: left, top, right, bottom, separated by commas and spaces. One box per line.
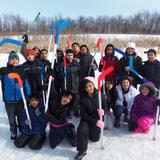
126, 42, 136, 49
25, 48, 36, 57
84, 76, 97, 88
139, 82, 157, 97
8, 51, 19, 61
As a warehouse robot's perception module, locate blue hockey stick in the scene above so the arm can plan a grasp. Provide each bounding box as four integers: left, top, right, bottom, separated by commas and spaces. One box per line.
0, 38, 23, 47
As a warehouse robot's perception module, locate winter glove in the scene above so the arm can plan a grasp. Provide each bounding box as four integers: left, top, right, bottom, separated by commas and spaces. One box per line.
97, 109, 104, 116
90, 64, 97, 70
96, 120, 104, 129
25, 119, 31, 126
35, 108, 42, 117
22, 34, 29, 43
125, 66, 130, 72
156, 99, 160, 106
128, 120, 137, 131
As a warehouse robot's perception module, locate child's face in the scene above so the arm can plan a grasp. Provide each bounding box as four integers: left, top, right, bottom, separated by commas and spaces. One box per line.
141, 87, 149, 96
67, 53, 74, 61
30, 98, 39, 108
147, 52, 156, 62
57, 51, 63, 59
126, 48, 135, 55
40, 51, 48, 60
27, 54, 35, 62
60, 95, 72, 106
9, 58, 19, 66
72, 44, 80, 54
85, 82, 94, 95
81, 47, 88, 54
34, 48, 40, 55
121, 80, 130, 91
106, 46, 113, 55
106, 82, 113, 90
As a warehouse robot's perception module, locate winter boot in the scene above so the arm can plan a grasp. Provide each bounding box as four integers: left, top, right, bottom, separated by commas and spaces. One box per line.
75, 152, 87, 160
11, 133, 17, 140
114, 118, 120, 128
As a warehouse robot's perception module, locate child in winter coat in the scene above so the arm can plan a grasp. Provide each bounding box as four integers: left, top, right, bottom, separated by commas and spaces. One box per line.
114, 76, 139, 128
0, 51, 30, 140
99, 44, 118, 82
129, 82, 158, 133
142, 49, 160, 89
54, 49, 64, 93
39, 48, 57, 104
118, 42, 143, 87
14, 94, 47, 149
79, 44, 98, 80
76, 76, 107, 160
46, 91, 77, 149
22, 49, 42, 96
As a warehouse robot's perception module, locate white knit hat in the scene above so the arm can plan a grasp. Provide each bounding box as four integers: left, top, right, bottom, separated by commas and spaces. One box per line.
126, 42, 136, 49
84, 76, 97, 88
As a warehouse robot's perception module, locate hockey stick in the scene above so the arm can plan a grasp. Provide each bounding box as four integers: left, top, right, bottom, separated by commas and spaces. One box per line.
98, 66, 113, 150
45, 20, 70, 112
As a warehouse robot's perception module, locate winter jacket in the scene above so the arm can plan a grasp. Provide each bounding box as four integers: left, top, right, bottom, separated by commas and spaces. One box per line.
116, 85, 139, 112
22, 60, 42, 94
130, 94, 157, 123
79, 89, 107, 126
60, 59, 81, 92
46, 99, 70, 125
79, 53, 98, 80
118, 53, 143, 85
21, 103, 47, 135
0, 64, 30, 102
99, 55, 118, 81
142, 60, 160, 89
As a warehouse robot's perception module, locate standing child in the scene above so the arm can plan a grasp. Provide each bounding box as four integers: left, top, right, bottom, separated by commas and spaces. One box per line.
129, 82, 158, 133
118, 42, 142, 87
0, 51, 30, 140
14, 94, 47, 149
143, 49, 160, 89
22, 49, 42, 96
80, 44, 98, 80
76, 77, 107, 160
46, 91, 76, 149
99, 44, 118, 82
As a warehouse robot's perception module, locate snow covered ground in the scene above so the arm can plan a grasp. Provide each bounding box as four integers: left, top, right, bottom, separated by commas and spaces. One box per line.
0, 46, 160, 160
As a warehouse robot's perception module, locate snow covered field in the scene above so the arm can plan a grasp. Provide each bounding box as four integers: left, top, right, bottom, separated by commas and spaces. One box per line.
0, 45, 160, 160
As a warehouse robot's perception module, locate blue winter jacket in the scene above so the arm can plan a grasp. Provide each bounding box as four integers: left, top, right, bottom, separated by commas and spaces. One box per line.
21, 103, 47, 135
0, 64, 30, 102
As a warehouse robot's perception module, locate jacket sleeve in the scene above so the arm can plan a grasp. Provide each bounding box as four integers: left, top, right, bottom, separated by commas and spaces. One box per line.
21, 109, 30, 135
80, 99, 98, 126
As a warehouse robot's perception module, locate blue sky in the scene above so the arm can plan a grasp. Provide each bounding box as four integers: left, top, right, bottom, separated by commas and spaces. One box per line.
0, 0, 160, 20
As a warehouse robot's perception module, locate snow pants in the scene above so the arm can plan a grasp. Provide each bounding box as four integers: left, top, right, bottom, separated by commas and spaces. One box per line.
49, 123, 76, 149
113, 105, 128, 121
5, 101, 23, 135
14, 134, 46, 150
77, 121, 100, 154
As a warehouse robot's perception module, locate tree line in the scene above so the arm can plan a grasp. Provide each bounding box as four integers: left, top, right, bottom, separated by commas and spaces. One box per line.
1, 11, 160, 35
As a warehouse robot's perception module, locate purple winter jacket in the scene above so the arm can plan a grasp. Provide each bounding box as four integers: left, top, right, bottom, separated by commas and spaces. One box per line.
130, 94, 157, 122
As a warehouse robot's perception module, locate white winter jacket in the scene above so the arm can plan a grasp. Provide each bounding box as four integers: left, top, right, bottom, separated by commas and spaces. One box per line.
115, 85, 139, 112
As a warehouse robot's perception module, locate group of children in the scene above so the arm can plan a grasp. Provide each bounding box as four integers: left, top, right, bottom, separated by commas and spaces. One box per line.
0, 38, 160, 160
